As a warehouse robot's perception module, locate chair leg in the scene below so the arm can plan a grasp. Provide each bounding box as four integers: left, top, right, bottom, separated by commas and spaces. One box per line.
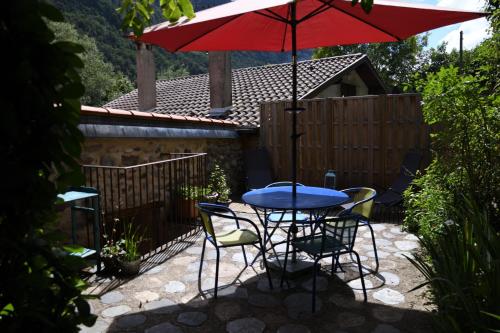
280, 232, 291, 288
198, 238, 206, 295
367, 222, 379, 273
259, 239, 273, 290
331, 254, 344, 274
214, 248, 220, 298
241, 245, 249, 267
352, 250, 367, 302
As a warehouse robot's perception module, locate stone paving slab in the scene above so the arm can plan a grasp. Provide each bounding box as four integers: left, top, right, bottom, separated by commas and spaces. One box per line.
81, 202, 432, 333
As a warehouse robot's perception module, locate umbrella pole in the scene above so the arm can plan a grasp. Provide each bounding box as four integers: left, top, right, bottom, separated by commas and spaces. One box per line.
291, 1, 298, 264
291, 1, 298, 200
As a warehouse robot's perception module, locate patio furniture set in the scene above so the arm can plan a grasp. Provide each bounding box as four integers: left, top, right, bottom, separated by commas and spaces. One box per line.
196, 181, 378, 313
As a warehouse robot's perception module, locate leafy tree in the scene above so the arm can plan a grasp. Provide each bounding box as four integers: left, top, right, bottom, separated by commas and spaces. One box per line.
117, 0, 196, 37
0, 1, 95, 332
404, 65, 499, 237
313, 35, 427, 91
49, 21, 134, 106
404, 7, 499, 327
158, 65, 189, 80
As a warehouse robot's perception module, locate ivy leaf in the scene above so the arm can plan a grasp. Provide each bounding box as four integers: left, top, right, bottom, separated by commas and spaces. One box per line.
179, 0, 195, 19
0, 303, 14, 316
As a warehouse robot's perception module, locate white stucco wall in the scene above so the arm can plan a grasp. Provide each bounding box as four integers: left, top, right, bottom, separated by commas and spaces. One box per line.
314, 69, 369, 98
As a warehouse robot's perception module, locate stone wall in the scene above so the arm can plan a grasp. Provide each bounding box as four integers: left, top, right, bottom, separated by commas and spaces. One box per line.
81, 137, 247, 195
206, 138, 244, 195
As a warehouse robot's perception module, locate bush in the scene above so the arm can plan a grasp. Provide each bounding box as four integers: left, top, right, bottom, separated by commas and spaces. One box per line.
408, 197, 500, 332
403, 163, 452, 239
0, 2, 95, 331
404, 33, 500, 332
207, 163, 231, 203
403, 66, 499, 236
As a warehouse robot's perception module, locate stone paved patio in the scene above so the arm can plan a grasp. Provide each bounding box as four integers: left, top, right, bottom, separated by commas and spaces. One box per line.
82, 202, 432, 333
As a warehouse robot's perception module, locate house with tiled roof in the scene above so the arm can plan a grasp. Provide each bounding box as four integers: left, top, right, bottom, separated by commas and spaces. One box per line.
105, 54, 386, 129
79, 53, 387, 192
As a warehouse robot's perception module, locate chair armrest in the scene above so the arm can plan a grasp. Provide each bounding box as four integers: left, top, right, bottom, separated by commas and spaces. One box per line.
199, 207, 263, 239
234, 216, 264, 241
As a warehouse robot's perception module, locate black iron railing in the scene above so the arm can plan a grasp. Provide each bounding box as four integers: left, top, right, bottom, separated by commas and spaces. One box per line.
82, 153, 207, 255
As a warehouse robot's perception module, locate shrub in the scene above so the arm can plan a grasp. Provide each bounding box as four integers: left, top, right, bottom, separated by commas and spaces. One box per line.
403, 163, 452, 239
403, 66, 499, 236
207, 163, 231, 203
0, 1, 95, 331
408, 197, 500, 332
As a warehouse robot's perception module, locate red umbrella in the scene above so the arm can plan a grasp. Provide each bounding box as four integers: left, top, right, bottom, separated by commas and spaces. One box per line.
138, 0, 486, 198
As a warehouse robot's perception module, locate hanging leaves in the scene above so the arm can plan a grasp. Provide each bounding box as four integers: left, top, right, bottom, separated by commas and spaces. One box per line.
117, 0, 195, 37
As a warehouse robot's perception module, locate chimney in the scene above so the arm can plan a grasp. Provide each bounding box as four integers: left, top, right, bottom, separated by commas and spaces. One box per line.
208, 51, 232, 117
136, 42, 156, 111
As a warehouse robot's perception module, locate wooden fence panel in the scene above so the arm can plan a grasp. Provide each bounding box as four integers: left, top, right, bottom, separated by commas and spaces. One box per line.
260, 94, 428, 189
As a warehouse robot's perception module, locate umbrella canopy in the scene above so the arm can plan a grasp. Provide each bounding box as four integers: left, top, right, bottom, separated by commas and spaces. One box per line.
139, 0, 486, 52
137, 0, 486, 200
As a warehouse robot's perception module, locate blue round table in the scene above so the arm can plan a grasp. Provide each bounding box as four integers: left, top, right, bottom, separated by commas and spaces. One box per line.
242, 186, 349, 273
242, 185, 348, 211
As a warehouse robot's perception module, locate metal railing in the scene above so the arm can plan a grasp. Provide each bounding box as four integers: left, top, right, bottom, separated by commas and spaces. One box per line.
82, 153, 207, 255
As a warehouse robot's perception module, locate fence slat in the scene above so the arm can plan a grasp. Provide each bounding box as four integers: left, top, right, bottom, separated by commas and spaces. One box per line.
260, 94, 428, 189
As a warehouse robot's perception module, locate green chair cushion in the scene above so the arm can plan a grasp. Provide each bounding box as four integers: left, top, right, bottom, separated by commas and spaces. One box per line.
216, 229, 259, 246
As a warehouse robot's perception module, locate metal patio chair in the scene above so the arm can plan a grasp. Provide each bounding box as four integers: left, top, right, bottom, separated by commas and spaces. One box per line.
197, 203, 273, 298
336, 187, 378, 272
261, 182, 312, 258
375, 151, 421, 221
280, 214, 367, 312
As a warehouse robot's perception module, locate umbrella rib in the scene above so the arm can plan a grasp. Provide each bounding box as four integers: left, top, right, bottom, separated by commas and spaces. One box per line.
280, 5, 291, 52
297, 1, 333, 23
255, 10, 290, 24
318, 0, 402, 41
172, 15, 244, 52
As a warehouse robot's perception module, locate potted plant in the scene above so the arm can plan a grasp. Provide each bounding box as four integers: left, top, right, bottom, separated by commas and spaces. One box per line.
116, 222, 144, 276
176, 185, 210, 219
207, 163, 231, 206
100, 219, 144, 276
100, 218, 122, 275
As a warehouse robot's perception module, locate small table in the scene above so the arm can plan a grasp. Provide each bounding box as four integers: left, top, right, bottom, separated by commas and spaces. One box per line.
242, 186, 348, 274
58, 187, 101, 272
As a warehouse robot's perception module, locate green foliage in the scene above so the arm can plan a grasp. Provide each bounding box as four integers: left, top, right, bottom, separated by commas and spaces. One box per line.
403, 164, 453, 239
50, 1, 315, 82
408, 197, 500, 332
207, 163, 231, 203
404, 29, 500, 332
101, 218, 124, 260
0, 1, 95, 331
117, 0, 195, 37
313, 35, 427, 90
178, 185, 210, 200
121, 222, 144, 262
404, 64, 500, 236
49, 21, 134, 106
158, 65, 189, 80
350, 0, 374, 13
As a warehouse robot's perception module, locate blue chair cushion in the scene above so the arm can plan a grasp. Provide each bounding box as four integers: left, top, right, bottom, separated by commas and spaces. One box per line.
267, 212, 309, 224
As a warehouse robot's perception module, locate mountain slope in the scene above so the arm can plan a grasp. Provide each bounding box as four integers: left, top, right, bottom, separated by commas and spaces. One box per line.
51, 0, 311, 82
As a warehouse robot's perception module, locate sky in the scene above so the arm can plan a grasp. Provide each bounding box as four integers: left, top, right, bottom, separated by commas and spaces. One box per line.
405, 0, 490, 51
